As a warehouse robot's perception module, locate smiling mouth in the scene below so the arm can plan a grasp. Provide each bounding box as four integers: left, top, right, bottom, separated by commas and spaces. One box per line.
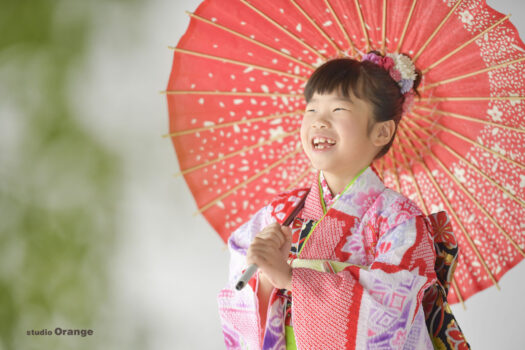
312, 137, 336, 150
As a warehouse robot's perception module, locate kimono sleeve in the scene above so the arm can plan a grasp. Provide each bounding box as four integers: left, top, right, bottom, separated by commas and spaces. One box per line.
291, 214, 437, 350
217, 205, 273, 350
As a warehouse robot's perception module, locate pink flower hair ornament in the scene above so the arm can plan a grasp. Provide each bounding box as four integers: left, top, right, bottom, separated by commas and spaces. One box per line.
361, 52, 417, 113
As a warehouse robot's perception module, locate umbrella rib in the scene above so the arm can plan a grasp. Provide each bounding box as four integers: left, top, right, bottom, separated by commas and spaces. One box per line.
401, 126, 470, 308
324, 0, 358, 57
405, 117, 525, 207
195, 146, 303, 214
240, 0, 326, 60
162, 90, 300, 98
286, 166, 313, 190
396, 127, 431, 215
353, 0, 371, 51
422, 14, 510, 74
402, 124, 525, 257
163, 110, 301, 138
381, 0, 387, 55
413, 0, 464, 62
395, 0, 417, 53
176, 128, 300, 176
376, 158, 385, 180
416, 106, 525, 133
412, 112, 524, 170
421, 96, 525, 102
418, 155, 501, 290
170, 47, 307, 81
451, 277, 466, 310
290, 0, 341, 55
186, 11, 315, 70
422, 56, 525, 90
388, 143, 403, 193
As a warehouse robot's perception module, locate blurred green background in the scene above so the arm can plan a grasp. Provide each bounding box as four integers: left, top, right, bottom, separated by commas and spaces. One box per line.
0, 1, 123, 349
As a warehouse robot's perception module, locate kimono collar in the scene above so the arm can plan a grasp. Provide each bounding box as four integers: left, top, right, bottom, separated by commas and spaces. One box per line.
301, 165, 386, 221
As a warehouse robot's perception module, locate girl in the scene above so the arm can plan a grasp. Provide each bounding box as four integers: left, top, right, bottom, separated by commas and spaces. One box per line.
218, 51, 437, 349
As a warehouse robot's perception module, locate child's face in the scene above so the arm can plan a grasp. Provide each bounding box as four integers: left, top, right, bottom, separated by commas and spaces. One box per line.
300, 90, 377, 176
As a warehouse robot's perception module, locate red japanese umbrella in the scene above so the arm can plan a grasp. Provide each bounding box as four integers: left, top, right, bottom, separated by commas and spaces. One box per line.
165, 0, 525, 305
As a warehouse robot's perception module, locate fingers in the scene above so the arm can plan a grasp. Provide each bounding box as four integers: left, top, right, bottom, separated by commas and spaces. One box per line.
256, 222, 285, 247
246, 238, 276, 266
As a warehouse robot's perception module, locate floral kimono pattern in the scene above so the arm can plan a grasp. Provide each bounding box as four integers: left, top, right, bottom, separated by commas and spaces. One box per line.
218, 166, 437, 349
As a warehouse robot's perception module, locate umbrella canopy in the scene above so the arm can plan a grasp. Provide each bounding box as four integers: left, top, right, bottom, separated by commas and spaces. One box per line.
165, 0, 525, 305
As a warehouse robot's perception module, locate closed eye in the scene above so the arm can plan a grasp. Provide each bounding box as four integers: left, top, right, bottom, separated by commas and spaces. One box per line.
333, 108, 348, 112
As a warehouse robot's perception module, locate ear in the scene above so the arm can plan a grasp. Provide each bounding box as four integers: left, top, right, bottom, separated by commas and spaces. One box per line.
371, 120, 396, 147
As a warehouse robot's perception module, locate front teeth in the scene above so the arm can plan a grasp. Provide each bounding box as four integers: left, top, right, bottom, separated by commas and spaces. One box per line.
313, 137, 336, 145
312, 137, 336, 150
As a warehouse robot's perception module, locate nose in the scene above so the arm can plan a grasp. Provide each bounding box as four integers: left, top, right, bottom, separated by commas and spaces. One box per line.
311, 116, 330, 129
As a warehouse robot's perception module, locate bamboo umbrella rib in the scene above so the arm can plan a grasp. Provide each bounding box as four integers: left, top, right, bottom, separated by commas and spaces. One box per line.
163, 110, 301, 138
186, 11, 315, 70
416, 106, 525, 133
290, 0, 341, 54
404, 117, 525, 207
354, 0, 371, 51
413, 0, 464, 62
402, 126, 469, 308
377, 158, 385, 179
430, 144, 525, 257
240, 0, 326, 60
423, 56, 525, 90
324, 0, 357, 56
389, 145, 403, 193
451, 277, 466, 309
420, 96, 525, 102
162, 90, 301, 98
176, 128, 300, 176
396, 0, 417, 53
422, 15, 510, 74
402, 124, 525, 257
418, 156, 500, 290
170, 47, 307, 81
195, 146, 302, 214
393, 132, 413, 170
397, 127, 431, 215
286, 166, 313, 190
412, 112, 524, 170
381, 0, 387, 55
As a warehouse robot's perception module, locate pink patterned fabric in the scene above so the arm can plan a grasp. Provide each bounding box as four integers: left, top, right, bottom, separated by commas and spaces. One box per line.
319, 171, 336, 209
218, 167, 437, 349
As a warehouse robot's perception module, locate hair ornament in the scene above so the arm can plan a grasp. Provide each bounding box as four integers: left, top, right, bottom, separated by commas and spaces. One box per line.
361, 52, 417, 113
361, 52, 417, 95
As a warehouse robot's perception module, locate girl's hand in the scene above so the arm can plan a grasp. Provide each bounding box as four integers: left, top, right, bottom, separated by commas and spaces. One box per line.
246, 223, 293, 290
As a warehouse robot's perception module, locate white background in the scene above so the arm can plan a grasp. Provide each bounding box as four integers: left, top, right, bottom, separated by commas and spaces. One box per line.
76, 0, 525, 348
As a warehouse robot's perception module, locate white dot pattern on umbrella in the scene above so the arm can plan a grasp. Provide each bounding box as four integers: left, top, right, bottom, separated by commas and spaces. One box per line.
166, 0, 525, 304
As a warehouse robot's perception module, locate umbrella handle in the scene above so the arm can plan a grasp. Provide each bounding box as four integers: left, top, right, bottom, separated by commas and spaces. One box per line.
235, 264, 258, 290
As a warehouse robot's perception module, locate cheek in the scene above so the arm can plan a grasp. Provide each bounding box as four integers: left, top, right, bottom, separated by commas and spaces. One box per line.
300, 119, 309, 146
299, 130, 308, 149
